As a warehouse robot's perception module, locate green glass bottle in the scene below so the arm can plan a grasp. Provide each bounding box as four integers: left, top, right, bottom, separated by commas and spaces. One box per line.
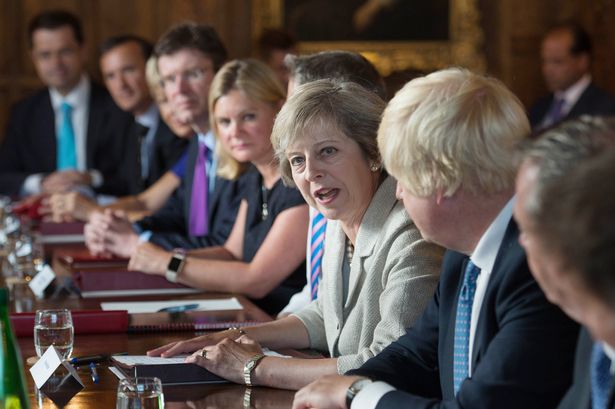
0, 287, 30, 409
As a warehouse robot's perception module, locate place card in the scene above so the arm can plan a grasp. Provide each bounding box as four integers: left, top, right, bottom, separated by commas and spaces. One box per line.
28, 265, 56, 298
29, 346, 83, 390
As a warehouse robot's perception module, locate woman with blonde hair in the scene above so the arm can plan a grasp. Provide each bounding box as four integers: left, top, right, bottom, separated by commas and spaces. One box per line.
127, 59, 308, 315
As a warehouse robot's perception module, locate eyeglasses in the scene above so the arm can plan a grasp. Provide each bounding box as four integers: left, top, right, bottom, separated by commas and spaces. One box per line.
160, 67, 210, 88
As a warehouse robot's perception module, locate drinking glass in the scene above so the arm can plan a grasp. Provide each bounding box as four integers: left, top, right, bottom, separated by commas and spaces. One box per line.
116, 377, 164, 409
34, 309, 74, 360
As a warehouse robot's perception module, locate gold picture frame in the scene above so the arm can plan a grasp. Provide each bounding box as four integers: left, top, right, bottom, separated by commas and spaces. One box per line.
252, 0, 485, 76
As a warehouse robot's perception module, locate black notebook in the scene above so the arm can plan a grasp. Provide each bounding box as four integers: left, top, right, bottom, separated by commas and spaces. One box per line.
111, 355, 227, 386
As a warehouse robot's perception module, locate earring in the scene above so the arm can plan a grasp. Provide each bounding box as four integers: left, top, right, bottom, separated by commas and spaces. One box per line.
370, 162, 380, 172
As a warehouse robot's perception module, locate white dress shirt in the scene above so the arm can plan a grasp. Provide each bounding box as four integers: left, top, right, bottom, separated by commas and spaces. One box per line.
352, 198, 516, 409
135, 103, 160, 180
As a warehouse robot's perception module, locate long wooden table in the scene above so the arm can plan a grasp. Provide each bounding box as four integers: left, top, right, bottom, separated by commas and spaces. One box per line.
14, 291, 295, 408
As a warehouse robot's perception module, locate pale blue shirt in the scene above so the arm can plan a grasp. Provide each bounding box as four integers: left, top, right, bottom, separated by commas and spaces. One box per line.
22, 75, 103, 195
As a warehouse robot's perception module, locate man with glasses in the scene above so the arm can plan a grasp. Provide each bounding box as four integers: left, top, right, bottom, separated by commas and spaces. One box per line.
84, 23, 243, 257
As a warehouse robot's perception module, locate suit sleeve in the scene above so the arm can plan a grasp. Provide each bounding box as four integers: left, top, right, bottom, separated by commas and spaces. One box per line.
0, 104, 35, 195
351, 260, 579, 409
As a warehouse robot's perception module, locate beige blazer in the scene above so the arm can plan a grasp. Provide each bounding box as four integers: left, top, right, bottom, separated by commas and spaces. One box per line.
294, 176, 444, 373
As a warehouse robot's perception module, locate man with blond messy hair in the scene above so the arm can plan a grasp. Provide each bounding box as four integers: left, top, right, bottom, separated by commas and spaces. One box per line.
292, 68, 578, 409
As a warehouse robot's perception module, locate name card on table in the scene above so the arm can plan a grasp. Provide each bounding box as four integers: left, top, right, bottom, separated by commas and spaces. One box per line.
30, 346, 83, 389
28, 265, 56, 298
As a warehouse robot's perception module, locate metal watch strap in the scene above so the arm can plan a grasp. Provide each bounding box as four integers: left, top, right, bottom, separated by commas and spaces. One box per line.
243, 353, 265, 387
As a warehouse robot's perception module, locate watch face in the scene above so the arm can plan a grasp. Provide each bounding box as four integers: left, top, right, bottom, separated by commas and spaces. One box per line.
168, 256, 182, 271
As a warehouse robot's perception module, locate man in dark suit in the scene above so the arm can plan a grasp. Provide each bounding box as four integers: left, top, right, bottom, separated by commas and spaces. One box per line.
0, 9, 133, 197
528, 22, 615, 130
84, 23, 241, 256
513, 117, 615, 409
292, 69, 578, 409
99, 35, 187, 194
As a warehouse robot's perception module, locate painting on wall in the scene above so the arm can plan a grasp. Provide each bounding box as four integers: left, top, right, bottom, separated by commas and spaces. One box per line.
252, 0, 484, 76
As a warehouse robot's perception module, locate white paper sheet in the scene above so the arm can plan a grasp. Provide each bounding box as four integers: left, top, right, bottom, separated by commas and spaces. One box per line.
112, 349, 289, 369
100, 297, 243, 313
112, 355, 190, 366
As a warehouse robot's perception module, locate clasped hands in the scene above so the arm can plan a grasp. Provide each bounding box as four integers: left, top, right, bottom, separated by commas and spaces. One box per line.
84, 208, 173, 274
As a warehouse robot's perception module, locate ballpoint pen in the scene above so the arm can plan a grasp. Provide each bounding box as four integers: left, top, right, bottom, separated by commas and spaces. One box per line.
157, 303, 200, 313
70, 352, 128, 365
89, 362, 99, 384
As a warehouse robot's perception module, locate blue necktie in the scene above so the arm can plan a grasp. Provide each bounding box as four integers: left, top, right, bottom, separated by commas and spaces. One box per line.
57, 102, 77, 170
453, 260, 481, 394
592, 342, 613, 409
309, 212, 326, 300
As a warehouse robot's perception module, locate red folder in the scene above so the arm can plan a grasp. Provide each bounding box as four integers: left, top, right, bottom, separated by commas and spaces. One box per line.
39, 221, 85, 236
9, 309, 129, 337
54, 248, 198, 298
72, 267, 198, 298
54, 247, 128, 269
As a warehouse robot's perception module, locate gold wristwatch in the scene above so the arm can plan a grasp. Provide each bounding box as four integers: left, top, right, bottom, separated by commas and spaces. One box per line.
243, 353, 265, 386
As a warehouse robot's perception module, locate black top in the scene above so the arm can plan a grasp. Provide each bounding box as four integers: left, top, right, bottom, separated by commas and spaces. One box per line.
242, 170, 307, 316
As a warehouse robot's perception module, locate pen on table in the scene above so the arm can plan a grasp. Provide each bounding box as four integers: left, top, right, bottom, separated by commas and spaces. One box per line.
70, 352, 128, 365
157, 303, 200, 313
89, 362, 99, 384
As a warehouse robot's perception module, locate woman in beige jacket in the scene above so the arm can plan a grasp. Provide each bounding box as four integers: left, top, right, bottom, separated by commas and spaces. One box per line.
148, 80, 444, 390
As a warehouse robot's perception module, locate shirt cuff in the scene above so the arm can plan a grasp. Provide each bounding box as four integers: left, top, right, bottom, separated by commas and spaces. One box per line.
138, 230, 152, 242
351, 381, 396, 409
22, 173, 44, 196
89, 169, 103, 188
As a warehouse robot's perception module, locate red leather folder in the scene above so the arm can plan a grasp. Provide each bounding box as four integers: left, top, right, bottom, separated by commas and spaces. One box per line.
9, 309, 129, 337
53, 248, 198, 298
39, 221, 85, 236
54, 247, 128, 269
72, 267, 198, 298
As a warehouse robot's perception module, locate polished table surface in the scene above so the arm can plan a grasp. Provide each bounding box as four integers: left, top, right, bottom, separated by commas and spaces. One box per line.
14, 289, 296, 408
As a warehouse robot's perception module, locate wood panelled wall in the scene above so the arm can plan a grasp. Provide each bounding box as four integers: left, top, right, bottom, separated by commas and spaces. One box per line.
481, 0, 615, 108
0, 0, 252, 140
1, 0, 615, 140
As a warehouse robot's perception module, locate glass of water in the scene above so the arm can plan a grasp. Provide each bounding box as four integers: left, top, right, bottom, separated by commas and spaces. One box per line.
34, 309, 74, 360
116, 377, 164, 409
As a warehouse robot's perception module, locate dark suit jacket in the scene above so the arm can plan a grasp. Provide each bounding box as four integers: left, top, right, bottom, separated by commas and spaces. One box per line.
122, 116, 188, 194
529, 83, 615, 129
135, 136, 244, 250
0, 81, 134, 196
558, 328, 615, 409
347, 220, 579, 409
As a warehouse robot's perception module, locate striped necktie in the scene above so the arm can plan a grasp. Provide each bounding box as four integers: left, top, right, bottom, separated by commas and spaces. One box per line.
310, 212, 326, 300
591, 342, 613, 409
189, 142, 208, 236
57, 102, 77, 169
453, 260, 481, 394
